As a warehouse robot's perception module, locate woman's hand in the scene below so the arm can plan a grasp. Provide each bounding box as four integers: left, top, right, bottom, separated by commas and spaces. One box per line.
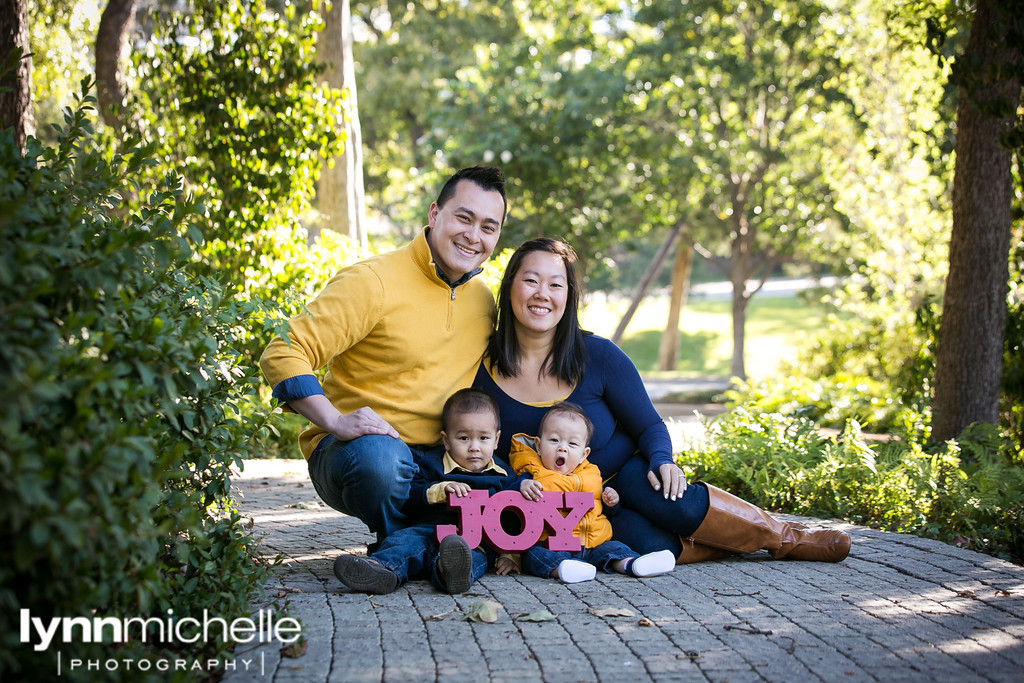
520, 479, 544, 501
647, 463, 687, 500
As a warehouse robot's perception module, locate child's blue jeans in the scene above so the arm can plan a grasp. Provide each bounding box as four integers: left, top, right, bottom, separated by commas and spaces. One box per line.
370, 524, 489, 590
522, 539, 638, 578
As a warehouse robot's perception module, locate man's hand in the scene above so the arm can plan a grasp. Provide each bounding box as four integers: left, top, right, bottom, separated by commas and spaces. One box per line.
647, 463, 687, 500
331, 406, 400, 441
601, 486, 620, 507
494, 556, 520, 576
444, 482, 473, 498
520, 479, 544, 502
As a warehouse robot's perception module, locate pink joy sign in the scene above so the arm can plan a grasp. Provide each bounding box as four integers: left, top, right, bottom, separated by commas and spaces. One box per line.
435, 489, 595, 552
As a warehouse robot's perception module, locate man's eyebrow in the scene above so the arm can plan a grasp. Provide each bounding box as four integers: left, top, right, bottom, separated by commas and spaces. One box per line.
454, 205, 502, 227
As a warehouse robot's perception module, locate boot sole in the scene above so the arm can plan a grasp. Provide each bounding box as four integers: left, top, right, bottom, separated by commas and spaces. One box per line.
334, 555, 399, 594
438, 535, 473, 594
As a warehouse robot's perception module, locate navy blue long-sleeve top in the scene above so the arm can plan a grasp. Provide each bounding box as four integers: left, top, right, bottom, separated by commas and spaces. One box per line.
473, 333, 673, 478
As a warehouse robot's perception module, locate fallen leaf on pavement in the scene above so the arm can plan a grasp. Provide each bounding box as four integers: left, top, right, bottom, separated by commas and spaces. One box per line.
281, 637, 307, 658
465, 600, 501, 623
515, 610, 557, 622
589, 607, 635, 618
638, 618, 654, 627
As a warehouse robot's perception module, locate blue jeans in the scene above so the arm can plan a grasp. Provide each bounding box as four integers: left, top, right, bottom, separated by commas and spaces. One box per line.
307, 434, 434, 539
608, 455, 710, 556
371, 524, 489, 591
522, 539, 638, 578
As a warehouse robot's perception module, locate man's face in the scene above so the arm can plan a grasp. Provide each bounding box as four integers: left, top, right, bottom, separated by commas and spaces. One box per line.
441, 409, 500, 472
427, 180, 504, 282
536, 412, 590, 475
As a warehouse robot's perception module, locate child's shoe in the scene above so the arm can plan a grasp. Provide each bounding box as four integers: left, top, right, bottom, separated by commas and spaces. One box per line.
625, 549, 675, 577
437, 535, 473, 594
555, 559, 597, 583
334, 555, 400, 594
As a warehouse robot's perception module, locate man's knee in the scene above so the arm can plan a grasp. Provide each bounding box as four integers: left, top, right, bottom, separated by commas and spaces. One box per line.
353, 438, 416, 493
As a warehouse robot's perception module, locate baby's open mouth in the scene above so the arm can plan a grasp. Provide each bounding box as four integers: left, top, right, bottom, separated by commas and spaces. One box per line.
555, 456, 566, 468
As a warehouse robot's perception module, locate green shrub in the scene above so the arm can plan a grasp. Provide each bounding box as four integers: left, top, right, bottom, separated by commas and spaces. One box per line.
681, 410, 1024, 564
0, 88, 273, 680
723, 374, 920, 436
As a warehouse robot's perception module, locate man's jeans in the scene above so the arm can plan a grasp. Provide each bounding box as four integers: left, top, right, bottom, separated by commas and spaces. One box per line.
522, 539, 638, 578
371, 524, 489, 591
307, 434, 439, 539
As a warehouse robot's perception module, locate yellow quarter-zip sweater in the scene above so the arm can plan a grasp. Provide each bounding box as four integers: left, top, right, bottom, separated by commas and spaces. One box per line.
259, 228, 496, 459
508, 434, 613, 549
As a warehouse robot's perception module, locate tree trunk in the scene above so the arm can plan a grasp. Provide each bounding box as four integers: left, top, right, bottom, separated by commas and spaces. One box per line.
0, 0, 34, 151
932, 0, 1018, 442
95, 0, 137, 131
658, 240, 693, 371
316, 0, 367, 250
611, 221, 685, 345
730, 285, 749, 380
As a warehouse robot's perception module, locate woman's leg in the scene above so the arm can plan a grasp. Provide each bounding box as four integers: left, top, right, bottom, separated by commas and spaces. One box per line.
609, 507, 683, 556
690, 484, 851, 562
307, 434, 417, 539
614, 455, 709, 536
614, 455, 850, 563
610, 506, 732, 564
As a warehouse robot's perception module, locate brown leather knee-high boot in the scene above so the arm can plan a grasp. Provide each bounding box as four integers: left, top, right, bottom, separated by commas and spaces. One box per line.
685, 484, 851, 562
676, 538, 735, 564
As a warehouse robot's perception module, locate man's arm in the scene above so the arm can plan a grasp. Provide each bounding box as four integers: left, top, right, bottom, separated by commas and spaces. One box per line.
286, 395, 399, 441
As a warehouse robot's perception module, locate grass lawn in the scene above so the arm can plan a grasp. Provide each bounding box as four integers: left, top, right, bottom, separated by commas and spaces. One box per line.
580, 290, 839, 380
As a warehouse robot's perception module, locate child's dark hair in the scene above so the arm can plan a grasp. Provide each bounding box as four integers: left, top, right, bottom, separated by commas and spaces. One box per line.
441, 388, 501, 432
539, 401, 593, 444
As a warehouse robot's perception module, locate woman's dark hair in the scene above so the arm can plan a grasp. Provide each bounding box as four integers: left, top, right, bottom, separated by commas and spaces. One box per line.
487, 238, 586, 385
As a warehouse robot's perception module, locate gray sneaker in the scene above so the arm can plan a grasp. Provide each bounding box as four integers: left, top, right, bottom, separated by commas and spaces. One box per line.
437, 535, 473, 594
333, 555, 400, 594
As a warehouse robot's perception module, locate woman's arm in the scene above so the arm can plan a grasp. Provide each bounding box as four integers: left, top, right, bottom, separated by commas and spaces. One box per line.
592, 337, 687, 499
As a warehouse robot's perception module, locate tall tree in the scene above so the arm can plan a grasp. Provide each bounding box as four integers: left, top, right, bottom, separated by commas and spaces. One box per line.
95, 0, 136, 130
316, 0, 367, 250
0, 0, 34, 150
933, 0, 1021, 441
631, 0, 853, 379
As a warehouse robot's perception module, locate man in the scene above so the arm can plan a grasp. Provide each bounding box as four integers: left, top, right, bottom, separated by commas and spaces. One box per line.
259, 166, 506, 546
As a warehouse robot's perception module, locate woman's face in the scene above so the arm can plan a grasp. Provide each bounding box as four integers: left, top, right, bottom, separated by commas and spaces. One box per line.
510, 250, 568, 337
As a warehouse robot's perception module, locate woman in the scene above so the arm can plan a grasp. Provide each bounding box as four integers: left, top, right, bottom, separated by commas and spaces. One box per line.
474, 238, 850, 563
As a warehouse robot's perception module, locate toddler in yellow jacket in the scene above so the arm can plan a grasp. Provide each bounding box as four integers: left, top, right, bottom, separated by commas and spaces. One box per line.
510, 402, 675, 583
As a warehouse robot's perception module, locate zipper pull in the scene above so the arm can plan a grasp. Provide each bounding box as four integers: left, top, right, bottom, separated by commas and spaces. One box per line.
451, 289, 456, 301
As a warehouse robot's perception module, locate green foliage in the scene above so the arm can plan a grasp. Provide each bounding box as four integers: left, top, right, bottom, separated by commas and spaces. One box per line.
128, 0, 350, 363
724, 375, 911, 434
0, 88, 273, 679
682, 409, 1024, 563
1003, 225, 1024, 457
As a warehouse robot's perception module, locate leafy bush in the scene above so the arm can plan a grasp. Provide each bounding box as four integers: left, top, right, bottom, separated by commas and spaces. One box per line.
723, 374, 913, 434
681, 409, 1024, 564
0, 89, 273, 679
